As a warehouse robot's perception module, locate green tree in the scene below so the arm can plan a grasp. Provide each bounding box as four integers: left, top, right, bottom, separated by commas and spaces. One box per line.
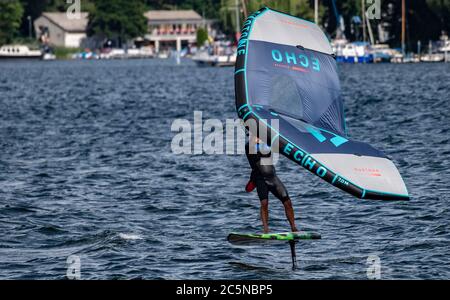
87, 0, 147, 45
0, 0, 24, 44
42, 0, 95, 12
196, 27, 208, 46
426, 0, 450, 35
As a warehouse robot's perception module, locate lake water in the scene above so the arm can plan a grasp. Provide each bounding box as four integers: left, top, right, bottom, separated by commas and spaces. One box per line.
0, 59, 449, 279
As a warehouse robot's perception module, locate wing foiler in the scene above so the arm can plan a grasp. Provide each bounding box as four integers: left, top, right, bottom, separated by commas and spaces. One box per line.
234, 7, 409, 200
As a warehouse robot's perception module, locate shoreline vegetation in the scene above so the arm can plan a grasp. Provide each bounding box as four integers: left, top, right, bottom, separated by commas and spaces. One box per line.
53, 47, 83, 60
0, 1, 450, 53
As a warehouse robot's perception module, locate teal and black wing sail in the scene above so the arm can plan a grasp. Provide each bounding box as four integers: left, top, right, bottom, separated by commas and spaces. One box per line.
234, 7, 409, 200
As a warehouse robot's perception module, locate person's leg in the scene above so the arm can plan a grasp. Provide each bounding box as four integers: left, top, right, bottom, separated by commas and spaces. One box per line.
266, 175, 298, 232
260, 199, 269, 233
255, 178, 270, 233
282, 198, 298, 232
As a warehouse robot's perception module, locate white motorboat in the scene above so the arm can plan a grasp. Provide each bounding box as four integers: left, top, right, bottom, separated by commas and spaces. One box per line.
192, 41, 236, 67
0, 45, 42, 59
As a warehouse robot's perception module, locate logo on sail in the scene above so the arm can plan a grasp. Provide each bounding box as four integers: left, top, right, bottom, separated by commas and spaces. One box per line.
271, 49, 321, 72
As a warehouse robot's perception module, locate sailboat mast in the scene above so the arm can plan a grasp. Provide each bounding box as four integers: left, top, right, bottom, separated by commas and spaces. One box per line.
314, 0, 319, 24
241, 0, 248, 19
366, 11, 375, 45
362, 0, 366, 42
402, 0, 406, 56
235, 0, 240, 34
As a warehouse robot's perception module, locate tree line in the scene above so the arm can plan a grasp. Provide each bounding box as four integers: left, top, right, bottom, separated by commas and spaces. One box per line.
1, 0, 449, 50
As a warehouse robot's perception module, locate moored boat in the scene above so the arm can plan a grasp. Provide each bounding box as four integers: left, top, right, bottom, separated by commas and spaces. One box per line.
420, 53, 444, 62
0, 45, 42, 59
192, 41, 236, 67
334, 42, 374, 64
192, 51, 236, 67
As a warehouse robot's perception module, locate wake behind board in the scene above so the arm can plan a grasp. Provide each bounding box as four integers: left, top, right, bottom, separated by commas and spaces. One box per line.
227, 232, 321, 246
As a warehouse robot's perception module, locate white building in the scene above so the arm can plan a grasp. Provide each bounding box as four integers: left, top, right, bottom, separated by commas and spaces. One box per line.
34, 12, 88, 48
144, 10, 213, 53
33, 10, 213, 51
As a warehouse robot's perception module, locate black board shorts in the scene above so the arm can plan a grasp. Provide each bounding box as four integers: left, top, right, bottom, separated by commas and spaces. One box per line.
253, 164, 290, 203
245, 142, 289, 203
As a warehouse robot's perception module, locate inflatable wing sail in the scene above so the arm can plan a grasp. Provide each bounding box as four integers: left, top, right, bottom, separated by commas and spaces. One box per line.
235, 7, 409, 200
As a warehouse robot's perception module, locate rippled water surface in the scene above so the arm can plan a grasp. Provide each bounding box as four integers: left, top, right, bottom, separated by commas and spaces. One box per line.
0, 59, 449, 279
